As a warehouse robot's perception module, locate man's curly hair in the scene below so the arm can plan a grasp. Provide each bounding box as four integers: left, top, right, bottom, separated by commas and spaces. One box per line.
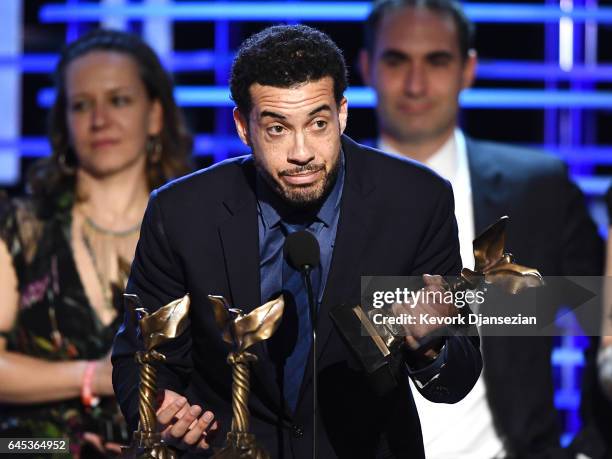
230, 25, 348, 117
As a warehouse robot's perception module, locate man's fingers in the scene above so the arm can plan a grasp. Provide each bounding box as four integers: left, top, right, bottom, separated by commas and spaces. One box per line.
197, 421, 219, 451
175, 403, 191, 421
187, 408, 215, 430
392, 302, 407, 317
202, 411, 216, 431
182, 411, 215, 446
405, 335, 420, 350
157, 396, 187, 426
169, 405, 202, 439
423, 274, 448, 290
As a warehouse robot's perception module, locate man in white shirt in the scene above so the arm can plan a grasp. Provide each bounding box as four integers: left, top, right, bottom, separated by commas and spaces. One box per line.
360, 1, 606, 457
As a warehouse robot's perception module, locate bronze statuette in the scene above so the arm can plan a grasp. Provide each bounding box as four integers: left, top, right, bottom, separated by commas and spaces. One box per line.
124, 294, 191, 459
208, 295, 284, 459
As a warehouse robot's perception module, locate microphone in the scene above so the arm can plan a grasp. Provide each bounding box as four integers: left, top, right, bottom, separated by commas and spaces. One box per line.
284, 230, 320, 272
283, 230, 320, 459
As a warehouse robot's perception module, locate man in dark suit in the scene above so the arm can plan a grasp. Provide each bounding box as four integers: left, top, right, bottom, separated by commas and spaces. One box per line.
112, 25, 482, 458
360, 1, 606, 457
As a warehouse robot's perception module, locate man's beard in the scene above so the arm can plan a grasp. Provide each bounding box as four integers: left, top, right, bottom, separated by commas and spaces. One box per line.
255, 154, 341, 210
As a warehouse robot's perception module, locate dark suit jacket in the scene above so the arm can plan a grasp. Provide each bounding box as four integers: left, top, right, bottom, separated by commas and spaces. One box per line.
112, 135, 482, 458
465, 138, 606, 458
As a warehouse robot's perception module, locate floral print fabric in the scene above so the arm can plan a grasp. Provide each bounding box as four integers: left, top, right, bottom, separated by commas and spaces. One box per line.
0, 195, 128, 458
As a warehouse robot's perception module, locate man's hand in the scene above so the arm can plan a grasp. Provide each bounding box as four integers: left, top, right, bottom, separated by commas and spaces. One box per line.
156, 389, 219, 451
392, 274, 458, 357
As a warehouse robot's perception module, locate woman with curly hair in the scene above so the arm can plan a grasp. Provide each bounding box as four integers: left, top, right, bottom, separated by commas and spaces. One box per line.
0, 29, 192, 457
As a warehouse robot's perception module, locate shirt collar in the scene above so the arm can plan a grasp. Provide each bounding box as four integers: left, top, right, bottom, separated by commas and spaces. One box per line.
256, 149, 345, 229
377, 129, 467, 183
424, 131, 458, 181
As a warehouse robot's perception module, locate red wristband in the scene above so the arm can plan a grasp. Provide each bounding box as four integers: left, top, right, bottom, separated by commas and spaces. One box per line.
81, 361, 100, 407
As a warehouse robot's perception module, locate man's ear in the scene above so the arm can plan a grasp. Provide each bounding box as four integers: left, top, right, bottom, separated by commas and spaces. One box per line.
461, 49, 478, 90
338, 97, 348, 135
358, 49, 372, 86
233, 107, 251, 146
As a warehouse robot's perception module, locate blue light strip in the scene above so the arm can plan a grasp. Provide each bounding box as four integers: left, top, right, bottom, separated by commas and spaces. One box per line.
0, 135, 250, 156
166, 50, 232, 72
543, 3, 559, 152
39, 2, 612, 24
35, 86, 612, 109
476, 60, 612, 81
10, 54, 612, 82
5, 137, 610, 195
0, 0, 22, 186
555, 390, 581, 409
212, 17, 232, 163
0, 138, 50, 156
560, 433, 575, 448
0, 51, 229, 73
458, 89, 612, 108
0, 54, 58, 72
11, 136, 612, 164
39, 2, 371, 22
12, 136, 612, 164
552, 347, 585, 366
572, 175, 611, 195
543, 146, 612, 164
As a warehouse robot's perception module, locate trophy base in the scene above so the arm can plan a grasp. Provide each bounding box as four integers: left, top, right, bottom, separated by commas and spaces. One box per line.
330, 303, 404, 396
121, 431, 178, 459
121, 444, 178, 459
213, 432, 270, 459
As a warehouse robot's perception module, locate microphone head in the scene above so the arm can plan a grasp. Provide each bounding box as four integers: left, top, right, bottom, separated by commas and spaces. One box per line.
284, 230, 320, 271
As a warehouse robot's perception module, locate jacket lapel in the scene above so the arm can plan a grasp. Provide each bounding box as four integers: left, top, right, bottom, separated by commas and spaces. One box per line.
466, 137, 507, 234
217, 159, 261, 311
216, 158, 285, 415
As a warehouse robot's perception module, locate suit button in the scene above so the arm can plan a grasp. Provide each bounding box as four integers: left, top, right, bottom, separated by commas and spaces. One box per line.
292, 424, 304, 439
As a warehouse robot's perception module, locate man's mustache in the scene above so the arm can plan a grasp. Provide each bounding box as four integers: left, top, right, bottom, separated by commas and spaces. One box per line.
279, 164, 325, 177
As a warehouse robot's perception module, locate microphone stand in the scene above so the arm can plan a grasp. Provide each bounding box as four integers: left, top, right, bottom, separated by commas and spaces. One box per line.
284, 229, 320, 459
302, 265, 317, 459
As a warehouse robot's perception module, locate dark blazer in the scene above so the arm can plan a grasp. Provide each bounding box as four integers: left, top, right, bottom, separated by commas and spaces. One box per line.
465, 138, 606, 458
112, 135, 482, 458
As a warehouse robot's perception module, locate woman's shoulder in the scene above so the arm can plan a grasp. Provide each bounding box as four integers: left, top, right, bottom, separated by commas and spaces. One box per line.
0, 194, 46, 259
0, 192, 19, 236
0, 194, 38, 228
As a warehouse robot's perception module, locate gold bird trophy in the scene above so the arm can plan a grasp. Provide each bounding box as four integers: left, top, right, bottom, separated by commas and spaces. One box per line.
208, 295, 285, 459
330, 216, 545, 395
123, 294, 191, 459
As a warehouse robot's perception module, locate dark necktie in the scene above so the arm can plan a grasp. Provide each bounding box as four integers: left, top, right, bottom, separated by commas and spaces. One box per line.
280, 222, 320, 412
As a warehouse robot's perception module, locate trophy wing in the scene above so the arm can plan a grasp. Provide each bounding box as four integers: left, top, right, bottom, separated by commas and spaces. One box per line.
473, 216, 508, 272
484, 261, 544, 294
124, 293, 143, 310
140, 294, 191, 350
460, 268, 484, 289
208, 295, 235, 346
234, 296, 285, 352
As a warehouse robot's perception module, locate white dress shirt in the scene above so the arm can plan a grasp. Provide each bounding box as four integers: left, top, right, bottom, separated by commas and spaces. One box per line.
378, 130, 506, 459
